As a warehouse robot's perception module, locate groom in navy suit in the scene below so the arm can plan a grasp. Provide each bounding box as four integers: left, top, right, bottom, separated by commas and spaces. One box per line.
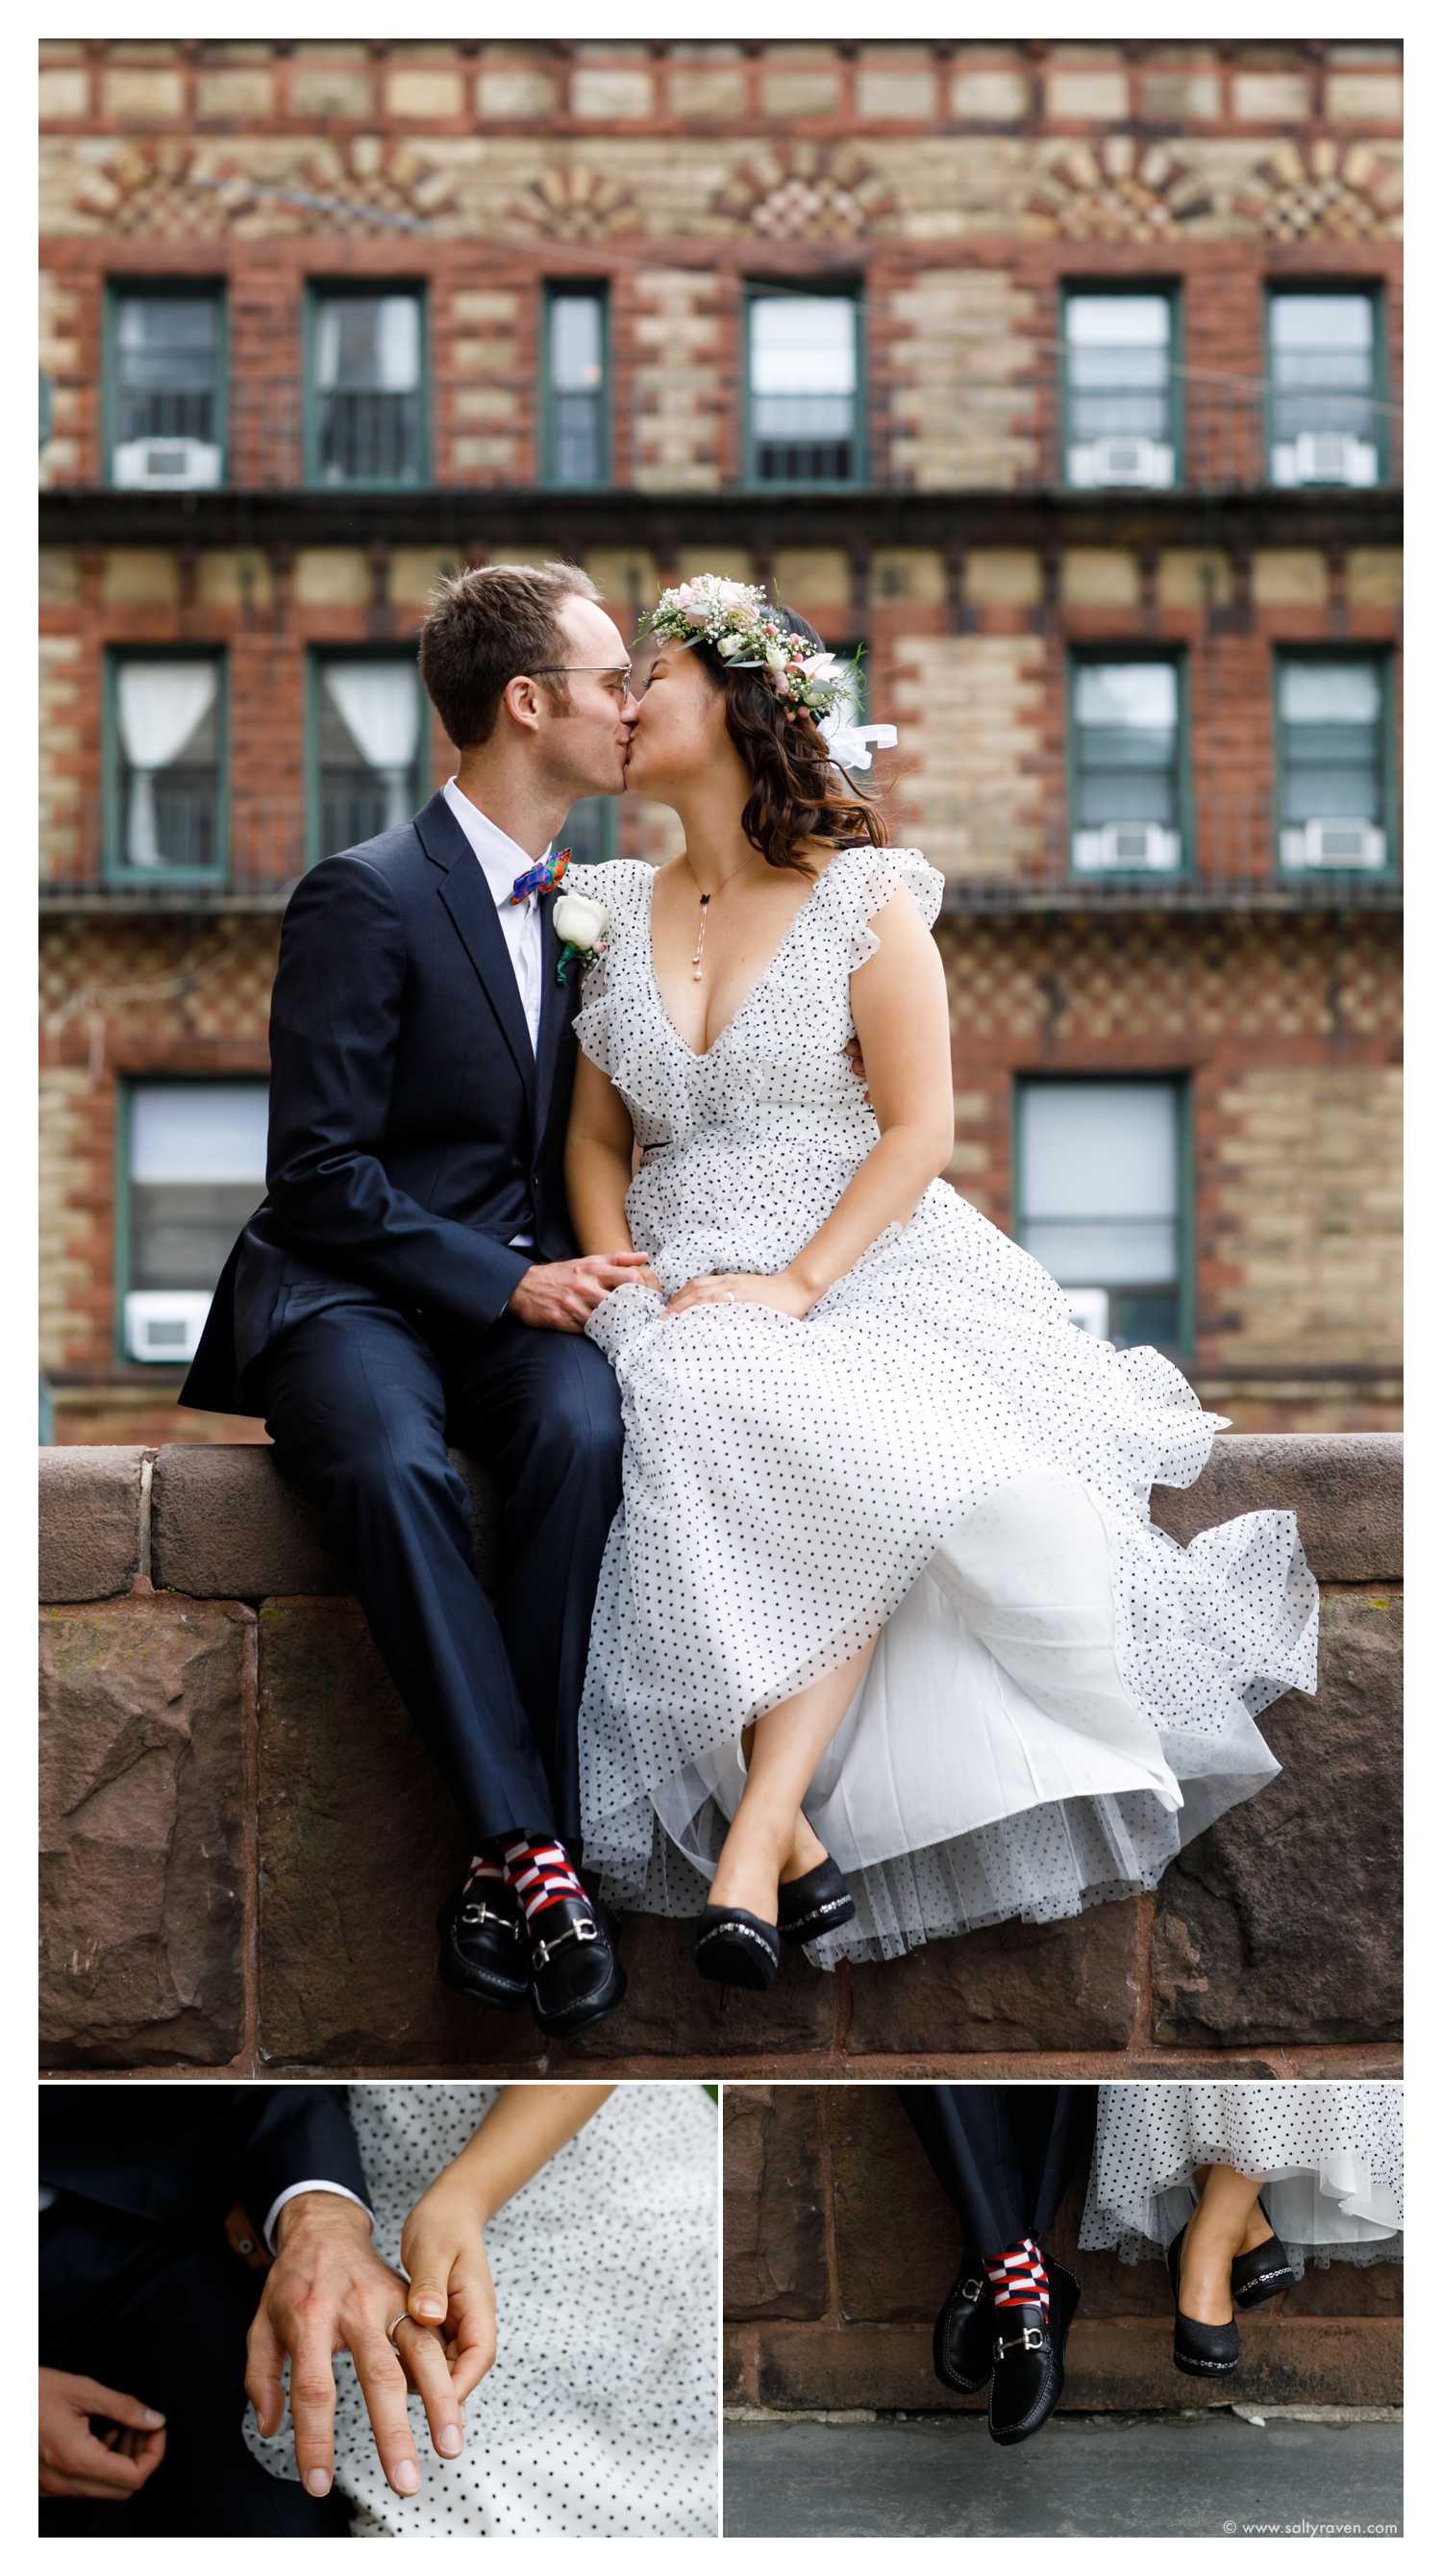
181, 561, 645, 2036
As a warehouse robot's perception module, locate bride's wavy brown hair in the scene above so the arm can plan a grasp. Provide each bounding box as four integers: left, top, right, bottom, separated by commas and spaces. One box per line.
689, 605, 889, 879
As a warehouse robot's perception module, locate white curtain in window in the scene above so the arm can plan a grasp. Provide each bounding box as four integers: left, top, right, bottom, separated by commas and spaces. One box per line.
323, 663, 420, 827
116, 661, 217, 869
315, 296, 418, 391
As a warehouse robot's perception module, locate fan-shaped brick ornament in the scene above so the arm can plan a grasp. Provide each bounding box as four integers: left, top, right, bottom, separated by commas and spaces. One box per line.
509, 164, 638, 240
1232, 140, 1401, 241
1024, 139, 1213, 241
711, 142, 897, 240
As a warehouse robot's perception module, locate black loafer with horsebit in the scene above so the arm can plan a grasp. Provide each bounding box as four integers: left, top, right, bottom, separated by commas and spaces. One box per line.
436, 1874, 531, 2012
988, 2261, 1081, 2447
932, 2252, 995, 2394
528, 1891, 627, 2038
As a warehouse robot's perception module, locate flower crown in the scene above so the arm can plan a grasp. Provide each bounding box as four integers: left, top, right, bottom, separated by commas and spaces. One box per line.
638, 576, 858, 723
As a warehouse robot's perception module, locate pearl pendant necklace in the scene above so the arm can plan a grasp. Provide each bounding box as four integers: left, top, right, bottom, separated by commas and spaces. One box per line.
691, 894, 709, 982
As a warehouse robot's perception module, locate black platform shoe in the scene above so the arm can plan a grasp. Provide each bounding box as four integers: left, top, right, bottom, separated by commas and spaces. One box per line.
932, 2253, 994, 2394
987, 2261, 1080, 2447
1167, 2222, 1242, 2376
1231, 2199, 1302, 2311
527, 1892, 627, 2038
436, 1874, 531, 2012
693, 1906, 783, 1990
777, 1854, 857, 1947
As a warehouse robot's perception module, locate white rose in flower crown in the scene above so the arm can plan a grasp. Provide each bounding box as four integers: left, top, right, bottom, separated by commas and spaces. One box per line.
717, 632, 748, 658
553, 890, 608, 952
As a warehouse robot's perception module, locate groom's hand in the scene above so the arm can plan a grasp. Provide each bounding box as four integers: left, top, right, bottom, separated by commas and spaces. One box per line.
507, 1249, 652, 1331
38, 2368, 167, 2500
247, 2191, 462, 2503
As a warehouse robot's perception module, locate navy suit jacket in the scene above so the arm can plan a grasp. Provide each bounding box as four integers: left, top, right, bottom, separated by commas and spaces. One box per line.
39, 2084, 366, 2239
180, 789, 586, 1417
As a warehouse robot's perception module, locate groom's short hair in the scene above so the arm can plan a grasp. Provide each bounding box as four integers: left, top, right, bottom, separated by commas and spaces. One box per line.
418, 560, 603, 749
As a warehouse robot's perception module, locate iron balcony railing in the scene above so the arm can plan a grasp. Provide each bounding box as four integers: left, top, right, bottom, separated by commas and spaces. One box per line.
39, 789, 1403, 914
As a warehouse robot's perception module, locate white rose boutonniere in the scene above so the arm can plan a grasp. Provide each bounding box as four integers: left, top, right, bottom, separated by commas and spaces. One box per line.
553, 886, 609, 984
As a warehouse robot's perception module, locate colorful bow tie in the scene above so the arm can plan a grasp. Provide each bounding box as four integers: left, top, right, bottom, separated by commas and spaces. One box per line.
508, 849, 570, 905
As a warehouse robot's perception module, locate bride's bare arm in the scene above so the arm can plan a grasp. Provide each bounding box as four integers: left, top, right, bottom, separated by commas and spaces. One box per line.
666, 888, 954, 1315
397, 2086, 616, 2402
565, 1048, 639, 1255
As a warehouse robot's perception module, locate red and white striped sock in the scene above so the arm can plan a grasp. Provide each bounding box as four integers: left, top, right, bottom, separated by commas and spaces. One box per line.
463, 1854, 510, 1896
497, 1834, 587, 1925
984, 2237, 1051, 2313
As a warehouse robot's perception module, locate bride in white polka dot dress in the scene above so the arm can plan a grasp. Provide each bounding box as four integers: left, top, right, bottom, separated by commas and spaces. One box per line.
562, 586, 1320, 1966
244, 2084, 717, 2538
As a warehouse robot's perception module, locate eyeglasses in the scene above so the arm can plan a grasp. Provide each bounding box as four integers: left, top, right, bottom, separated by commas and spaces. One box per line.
528, 663, 634, 702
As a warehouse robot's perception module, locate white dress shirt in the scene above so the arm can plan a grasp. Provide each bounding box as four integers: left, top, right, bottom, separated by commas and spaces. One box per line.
442, 776, 546, 1054
38, 2177, 372, 2255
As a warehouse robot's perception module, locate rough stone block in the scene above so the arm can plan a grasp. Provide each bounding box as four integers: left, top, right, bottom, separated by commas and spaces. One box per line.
1047, 73, 1129, 118
195, 70, 275, 118
150, 1443, 499, 1599
293, 548, 370, 610
1234, 73, 1311, 120
670, 69, 746, 118
564, 1913, 835, 2063
830, 2088, 961, 2320
1253, 550, 1329, 608
385, 70, 464, 118
1149, 1434, 1400, 1583
1153, 1589, 1402, 2047
102, 550, 179, 609
256, 1596, 538, 2069
291, 67, 373, 118
846, 1894, 1140, 2057
38, 69, 87, 118
950, 71, 1028, 120
39, 1596, 247, 2066
40, 1447, 145, 1602
570, 68, 652, 118
103, 69, 185, 119
723, 2088, 828, 2319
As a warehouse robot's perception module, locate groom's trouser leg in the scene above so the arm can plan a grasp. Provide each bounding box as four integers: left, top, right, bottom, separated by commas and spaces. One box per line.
256, 1300, 557, 1844
39, 2203, 350, 2537
440, 1313, 624, 1847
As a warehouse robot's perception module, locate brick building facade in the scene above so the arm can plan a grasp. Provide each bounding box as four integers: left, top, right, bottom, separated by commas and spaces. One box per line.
38, 38, 1403, 1444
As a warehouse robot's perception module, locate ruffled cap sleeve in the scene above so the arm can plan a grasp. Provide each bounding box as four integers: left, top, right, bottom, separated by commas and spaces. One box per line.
827, 845, 945, 971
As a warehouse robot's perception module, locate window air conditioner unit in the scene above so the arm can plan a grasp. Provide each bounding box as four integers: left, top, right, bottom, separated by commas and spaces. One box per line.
1280, 816, 1387, 872
1068, 437, 1174, 489
1065, 1288, 1110, 1338
112, 437, 222, 491
1271, 433, 1378, 488
1073, 822, 1181, 874
125, 1289, 213, 1364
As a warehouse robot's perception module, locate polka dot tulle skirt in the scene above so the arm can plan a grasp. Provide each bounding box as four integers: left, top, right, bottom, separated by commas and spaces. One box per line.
1080, 2083, 1403, 2268
565, 850, 1321, 1964
243, 2085, 717, 2537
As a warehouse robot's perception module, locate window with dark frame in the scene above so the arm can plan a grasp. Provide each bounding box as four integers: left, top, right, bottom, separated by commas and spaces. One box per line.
542, 284, 609, 488
309, 285, 426, 488
108, 652, 226, 885
108, 284, 225, 488
310, 654, 429, 863
121, 1080, 270, 1364
1015, 1076, 1188, 1357
1276, 651, 1391, 875
1267, 288, 1384, 487
1069, 656, 1185, 877
745, 284, 862, 488
1061, 287, 1179, 489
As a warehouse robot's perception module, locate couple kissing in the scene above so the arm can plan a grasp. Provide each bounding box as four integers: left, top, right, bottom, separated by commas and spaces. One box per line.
182, 559, 1319, 2041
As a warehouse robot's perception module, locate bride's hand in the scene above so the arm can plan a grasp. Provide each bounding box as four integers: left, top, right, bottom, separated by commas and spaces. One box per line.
400, 2179, 499, 2405
663, 1269, 812, 1319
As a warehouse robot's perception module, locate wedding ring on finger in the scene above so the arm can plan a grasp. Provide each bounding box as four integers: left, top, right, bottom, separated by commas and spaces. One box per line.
385, 2312, 412, 2349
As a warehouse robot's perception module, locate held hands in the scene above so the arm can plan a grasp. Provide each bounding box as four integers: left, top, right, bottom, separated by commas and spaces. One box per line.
246, 2191, 465, 2504
664, 1269, 813, 1319
38, 2368, 167, 2501
398, 2173, 499, 2406
507, 1250, 653, 1331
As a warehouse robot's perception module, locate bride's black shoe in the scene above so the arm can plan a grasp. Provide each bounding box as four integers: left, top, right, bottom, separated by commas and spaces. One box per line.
777, 1853, 857, 1947
1231, 2199, 1302, 2310
693, 1905, 783, 1990
932, 2253, 994, 2394
987, 2261, 1080, 2446
1167, 2222, 1242, 2377
436, 1875, 530, 2012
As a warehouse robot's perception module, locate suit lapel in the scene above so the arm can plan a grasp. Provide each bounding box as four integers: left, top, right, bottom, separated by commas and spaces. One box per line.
415, 790, 536, 1106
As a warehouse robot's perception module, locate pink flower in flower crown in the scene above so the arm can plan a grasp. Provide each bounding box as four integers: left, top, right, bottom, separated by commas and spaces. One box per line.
774, 674, 791, 696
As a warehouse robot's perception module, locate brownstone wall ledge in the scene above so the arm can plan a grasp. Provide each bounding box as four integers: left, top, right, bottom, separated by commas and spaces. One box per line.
722, 2087, 1402, 2413
39, 1435, 1401, 2076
